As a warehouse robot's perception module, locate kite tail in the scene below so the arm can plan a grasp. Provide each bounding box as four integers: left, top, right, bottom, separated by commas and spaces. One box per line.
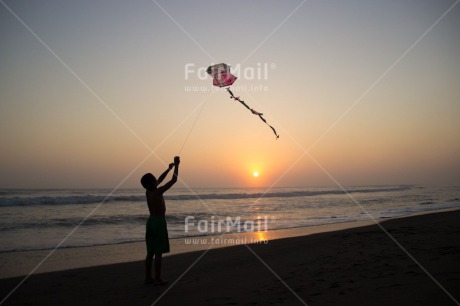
227, 88, 251, 110
258, 114, 280, 139
226, 88, 279, 139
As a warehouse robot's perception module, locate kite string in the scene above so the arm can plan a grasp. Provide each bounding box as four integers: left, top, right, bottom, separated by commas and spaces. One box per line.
178, 90, 212, 155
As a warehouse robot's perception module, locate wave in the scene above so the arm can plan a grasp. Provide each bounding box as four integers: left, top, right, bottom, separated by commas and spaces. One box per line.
0, 212, 262, 231
0, 214, 182, 231
0, 186, 413, 206
168, 186, 413, 201
0, 195, 145, 206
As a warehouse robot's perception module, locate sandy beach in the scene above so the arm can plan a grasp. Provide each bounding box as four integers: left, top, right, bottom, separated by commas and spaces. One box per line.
1, 210, 459, 305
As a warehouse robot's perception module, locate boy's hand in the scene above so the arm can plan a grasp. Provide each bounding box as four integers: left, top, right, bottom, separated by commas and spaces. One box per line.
168, 163, 174, 170
174, 156, 180, 165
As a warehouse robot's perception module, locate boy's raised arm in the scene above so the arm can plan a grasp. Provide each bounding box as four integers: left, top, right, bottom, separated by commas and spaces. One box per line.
158, 157, 180, 193
157, 163, 174, 185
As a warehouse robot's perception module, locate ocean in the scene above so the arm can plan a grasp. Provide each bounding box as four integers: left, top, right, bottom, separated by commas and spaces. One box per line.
0, 186, 459, 253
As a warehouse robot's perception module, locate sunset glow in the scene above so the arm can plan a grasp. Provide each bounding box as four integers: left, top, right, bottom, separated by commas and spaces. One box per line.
0, 1, 459, 188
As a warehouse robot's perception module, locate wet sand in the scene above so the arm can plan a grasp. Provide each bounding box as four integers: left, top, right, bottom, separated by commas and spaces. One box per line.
1, 210, 459, 305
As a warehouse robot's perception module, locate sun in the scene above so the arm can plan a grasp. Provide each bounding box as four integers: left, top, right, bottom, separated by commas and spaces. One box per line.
253, 171, 259, 177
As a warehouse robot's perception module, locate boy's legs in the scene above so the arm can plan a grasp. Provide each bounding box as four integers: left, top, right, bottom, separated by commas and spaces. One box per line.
154, 253, 165, 283
154, 253, 168, 285
145, 253, 154, 283
145, 216, 155, 283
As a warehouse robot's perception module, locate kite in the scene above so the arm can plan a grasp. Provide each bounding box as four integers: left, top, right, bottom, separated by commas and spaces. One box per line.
207, 63, 279, 139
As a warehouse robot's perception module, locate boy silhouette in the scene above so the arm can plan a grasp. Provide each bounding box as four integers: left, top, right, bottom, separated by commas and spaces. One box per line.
141, 156, 180, 285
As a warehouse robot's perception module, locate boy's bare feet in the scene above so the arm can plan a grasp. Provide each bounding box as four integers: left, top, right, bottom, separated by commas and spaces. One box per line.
153, 279, 168, 286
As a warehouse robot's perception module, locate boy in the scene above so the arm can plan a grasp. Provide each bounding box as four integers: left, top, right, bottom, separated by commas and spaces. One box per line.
141, 156, 180, 285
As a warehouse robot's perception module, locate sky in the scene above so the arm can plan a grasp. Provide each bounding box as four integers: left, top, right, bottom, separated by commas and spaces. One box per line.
0, 0, 459, 189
